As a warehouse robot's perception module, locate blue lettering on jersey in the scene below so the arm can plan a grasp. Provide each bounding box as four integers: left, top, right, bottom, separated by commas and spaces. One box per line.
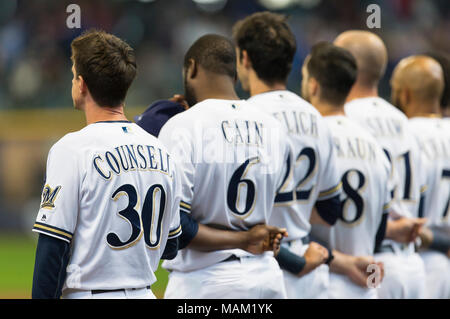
272, 110, 318, 137
93, 144, 172, 180
221, 120, 264, 146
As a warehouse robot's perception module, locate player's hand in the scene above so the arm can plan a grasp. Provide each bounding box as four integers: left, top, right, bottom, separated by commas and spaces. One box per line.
418, 226, 433, 249
345, 255, 377, 288
298, 242, 329, 277
386, 217, 427, 243
169, 94, 189, 110
241, 224, 288, 256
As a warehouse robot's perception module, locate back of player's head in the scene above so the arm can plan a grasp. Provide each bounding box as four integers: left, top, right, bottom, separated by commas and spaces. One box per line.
425, 51, 450, 108
391, 55, 444, 104
183, 34, 236, 79
306, 41, 357, 105
232, 11, 296, 85
334, 30, 387, 89
71, 29, 137, 107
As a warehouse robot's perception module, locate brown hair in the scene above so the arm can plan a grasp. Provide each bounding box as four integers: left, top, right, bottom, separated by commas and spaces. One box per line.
71, 29, 137, 107
232, 11, 296, 85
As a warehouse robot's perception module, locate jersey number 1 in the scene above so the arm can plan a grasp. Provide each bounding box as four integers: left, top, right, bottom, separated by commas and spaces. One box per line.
107, 184, 166, 249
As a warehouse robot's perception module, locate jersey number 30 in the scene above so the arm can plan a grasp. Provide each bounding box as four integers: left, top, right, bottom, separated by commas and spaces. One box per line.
107, 184, 166, 250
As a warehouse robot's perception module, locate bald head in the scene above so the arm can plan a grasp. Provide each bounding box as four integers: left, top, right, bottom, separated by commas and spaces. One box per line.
334, 30, 387, 88
391, 55, 444, 115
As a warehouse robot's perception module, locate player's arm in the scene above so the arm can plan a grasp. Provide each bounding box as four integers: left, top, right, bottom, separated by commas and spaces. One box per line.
31, 141, 80, 299
179, 210, 287, 254
310, 194, 341, 226
329, 250, 384, 288
32, 234, 70, 299
418, 226, 450, 254
311, 128, 343, 227
375, 170, 392, 253
374, 212, 389, 253
275, 241, 330, 277
384, 216, 426, 243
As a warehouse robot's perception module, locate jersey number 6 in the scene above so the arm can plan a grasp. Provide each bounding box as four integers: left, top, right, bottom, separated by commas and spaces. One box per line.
107, 184, 166, 250
227, 157, 259, 218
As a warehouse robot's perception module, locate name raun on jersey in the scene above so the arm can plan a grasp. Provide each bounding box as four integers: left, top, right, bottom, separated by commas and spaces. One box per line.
333, 136, 378, 162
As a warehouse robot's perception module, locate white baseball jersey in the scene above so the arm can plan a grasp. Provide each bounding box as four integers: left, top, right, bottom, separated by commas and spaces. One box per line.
408, 116, 450, 230
33, 121, 182, 291
159, 99, 289, 272
345, 97, 424, 218
316, 115, 393, 256
246, 90, 342, 240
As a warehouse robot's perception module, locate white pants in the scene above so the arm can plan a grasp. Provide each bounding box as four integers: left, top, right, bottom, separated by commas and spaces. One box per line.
420, 251, 450, 299
328, 273, 378, 299
283, 264, 329, 299
375, 247, 426, 299
62, 287, 156, 299
164, 254, 287, 299
282, 240, 329, 299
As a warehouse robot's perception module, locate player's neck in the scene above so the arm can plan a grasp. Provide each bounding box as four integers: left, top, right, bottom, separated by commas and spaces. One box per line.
345, 83, 378, 103
313, 100, 345, 117
249, 76, 286, 97
196, 76, 240, 102
84, 101, 128, 125
405, 101, 441, 118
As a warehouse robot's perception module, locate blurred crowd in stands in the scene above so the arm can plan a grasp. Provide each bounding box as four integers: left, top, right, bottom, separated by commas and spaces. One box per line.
0, 0, 448, 110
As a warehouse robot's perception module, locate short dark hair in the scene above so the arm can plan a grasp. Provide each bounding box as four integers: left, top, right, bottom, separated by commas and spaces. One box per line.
232, 11, 296, 85
71, 29, 137, 107
307, 42, 357, 105
426, 51, 450, 108
184, 34, 236, 79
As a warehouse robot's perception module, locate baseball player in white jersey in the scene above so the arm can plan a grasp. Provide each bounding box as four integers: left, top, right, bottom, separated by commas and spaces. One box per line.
391, 55, 450, 299
160, 34, 290, 299
233, 12, 343, 299
335, 30, 427, 299
32, 30, 182, 299
301, 42, 393, 299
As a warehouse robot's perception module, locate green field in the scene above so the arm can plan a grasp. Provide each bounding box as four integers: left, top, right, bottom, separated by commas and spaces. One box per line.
0, 234, 169, 299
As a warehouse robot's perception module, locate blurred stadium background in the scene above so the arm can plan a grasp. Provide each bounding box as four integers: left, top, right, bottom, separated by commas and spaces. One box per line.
0, 0, 448, 298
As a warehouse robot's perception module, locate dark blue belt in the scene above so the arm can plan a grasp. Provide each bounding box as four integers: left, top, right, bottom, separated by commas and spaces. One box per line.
92, 285, 151, 295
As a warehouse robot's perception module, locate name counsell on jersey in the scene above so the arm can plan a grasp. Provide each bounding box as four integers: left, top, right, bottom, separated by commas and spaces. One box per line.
93, 144, 172, 180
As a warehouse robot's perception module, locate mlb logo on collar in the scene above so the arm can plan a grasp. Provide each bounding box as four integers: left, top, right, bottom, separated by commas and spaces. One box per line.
122, 126, 132, 134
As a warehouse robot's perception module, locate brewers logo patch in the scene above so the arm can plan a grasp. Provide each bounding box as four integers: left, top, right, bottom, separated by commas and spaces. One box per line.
40, 184, 62, 209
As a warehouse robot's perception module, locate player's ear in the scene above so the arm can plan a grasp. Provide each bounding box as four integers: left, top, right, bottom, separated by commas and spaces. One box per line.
241, 50, 251, 69
404, 88, 411, 106
78, 75, 88, 95
186, 58, 197, 79
310, 77, 319, 97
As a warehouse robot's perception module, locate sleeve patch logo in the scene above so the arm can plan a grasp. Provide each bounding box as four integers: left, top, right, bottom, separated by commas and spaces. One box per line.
41, 184, 62, 209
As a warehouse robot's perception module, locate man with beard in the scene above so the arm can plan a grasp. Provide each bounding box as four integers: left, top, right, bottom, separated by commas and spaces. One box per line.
158, 34, 291, 298
300, 41, 390, 298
